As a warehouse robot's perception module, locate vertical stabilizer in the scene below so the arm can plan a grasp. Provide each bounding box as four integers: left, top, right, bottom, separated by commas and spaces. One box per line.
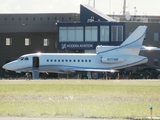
120, 26, 147, 48
97, 26, 147, 55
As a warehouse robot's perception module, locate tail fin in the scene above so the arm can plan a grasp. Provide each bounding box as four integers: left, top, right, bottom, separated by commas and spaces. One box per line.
97, 26, 147, 55
118, 26, 147, 55
120, 26, 147, 48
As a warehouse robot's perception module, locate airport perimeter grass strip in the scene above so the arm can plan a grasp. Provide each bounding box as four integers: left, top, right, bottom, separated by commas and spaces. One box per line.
0, 79, 160, 119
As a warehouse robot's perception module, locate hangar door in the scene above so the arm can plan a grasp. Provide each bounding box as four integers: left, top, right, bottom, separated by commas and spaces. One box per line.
32, 56, 39, 68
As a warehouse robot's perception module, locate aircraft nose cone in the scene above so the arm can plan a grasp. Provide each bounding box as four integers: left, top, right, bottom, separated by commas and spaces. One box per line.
3, 64, 10, 70
2, 61, 17, 71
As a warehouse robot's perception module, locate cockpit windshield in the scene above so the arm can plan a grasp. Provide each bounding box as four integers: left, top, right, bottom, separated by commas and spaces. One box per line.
25, 57, 29, 60
17, 57, 29, 61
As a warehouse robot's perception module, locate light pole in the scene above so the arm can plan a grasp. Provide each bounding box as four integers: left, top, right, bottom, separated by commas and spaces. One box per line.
134, 7, 137, 17
88, 0, 95, 8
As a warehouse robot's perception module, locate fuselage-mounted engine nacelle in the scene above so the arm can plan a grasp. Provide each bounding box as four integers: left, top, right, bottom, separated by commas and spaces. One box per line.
101, 57, 125, 64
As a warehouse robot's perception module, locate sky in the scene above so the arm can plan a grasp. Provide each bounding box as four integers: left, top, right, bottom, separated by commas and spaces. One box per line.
0, 0, 160, 16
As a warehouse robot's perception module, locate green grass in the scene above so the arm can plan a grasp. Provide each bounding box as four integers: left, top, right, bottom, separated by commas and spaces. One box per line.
0, 80, 160, 118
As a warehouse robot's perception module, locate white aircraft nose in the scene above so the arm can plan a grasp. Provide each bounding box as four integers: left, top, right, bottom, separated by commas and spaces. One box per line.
3, 63, 11, 70
2, 64, 5, 69
2, 61, 18, 71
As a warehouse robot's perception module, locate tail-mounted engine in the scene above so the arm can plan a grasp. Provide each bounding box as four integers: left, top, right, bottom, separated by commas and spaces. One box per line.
101, 57, 125, 64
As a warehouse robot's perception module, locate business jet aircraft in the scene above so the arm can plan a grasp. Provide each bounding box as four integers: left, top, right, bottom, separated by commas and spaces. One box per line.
2, 26, 160, 79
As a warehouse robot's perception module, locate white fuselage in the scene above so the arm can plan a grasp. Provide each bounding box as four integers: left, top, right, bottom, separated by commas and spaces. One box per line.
3, 52, 148, 73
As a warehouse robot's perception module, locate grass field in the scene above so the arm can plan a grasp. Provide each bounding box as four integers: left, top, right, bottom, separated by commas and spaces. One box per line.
0, 79, 160, 119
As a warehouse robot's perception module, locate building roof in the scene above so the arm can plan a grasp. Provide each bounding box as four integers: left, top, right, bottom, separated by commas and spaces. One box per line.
81, 4, 116, 22
0, 13, 79, 33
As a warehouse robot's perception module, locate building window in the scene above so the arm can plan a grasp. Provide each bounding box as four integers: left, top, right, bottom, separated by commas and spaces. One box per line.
85, 26, 97, 42
68, 27, 75, 41
59, 27, 83, 42
59, 27, 67, 41
111, 26, 123, 41
100, 26, 109, 42
154, 58, 159, 66
25, 38, 31, 46
44, 39, 49, 46
59, 27, 68, 42
154, 32, 159, 41
6, 38, 12, 46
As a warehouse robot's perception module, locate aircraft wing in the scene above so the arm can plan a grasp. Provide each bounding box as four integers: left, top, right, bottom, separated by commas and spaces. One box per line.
67, 68, 118, 73
141, 46, 160, 50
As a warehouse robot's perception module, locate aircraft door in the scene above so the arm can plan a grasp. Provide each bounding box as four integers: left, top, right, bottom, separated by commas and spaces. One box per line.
32, 56, 39, 68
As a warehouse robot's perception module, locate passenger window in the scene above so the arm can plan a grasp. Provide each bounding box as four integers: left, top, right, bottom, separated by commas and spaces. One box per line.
81, 60, 83, 62
51, 59, 53, 62
85, 60, 87, 62
89, 60, 91, 62
47, 59, 49, 62
73, 60, 76, 62
69, 60, 71, 62
66, 60, 68, 62
54, 59, 56, 62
